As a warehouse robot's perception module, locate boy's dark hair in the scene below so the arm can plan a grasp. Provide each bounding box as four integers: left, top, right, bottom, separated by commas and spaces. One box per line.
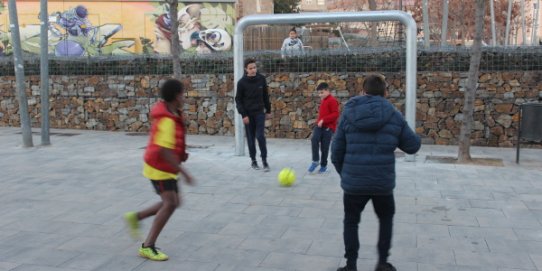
290, 27, 297, 33
160, 79, 184, 102
316, 82, 329, 91
244, 58, 256, 68
363, 74, 386, 96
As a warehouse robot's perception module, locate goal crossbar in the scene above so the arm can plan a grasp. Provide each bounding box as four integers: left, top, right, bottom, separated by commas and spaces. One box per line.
233, 11, 417, 160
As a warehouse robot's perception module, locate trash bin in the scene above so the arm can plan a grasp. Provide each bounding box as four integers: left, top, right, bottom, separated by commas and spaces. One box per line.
516, 102, 542, 163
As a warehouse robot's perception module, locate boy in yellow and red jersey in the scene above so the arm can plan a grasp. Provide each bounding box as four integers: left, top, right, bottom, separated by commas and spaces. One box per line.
124, 79, 194, 261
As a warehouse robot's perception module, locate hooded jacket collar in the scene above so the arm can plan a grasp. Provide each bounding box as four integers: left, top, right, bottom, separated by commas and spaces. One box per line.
151, 101, 182, 121
343, 95, 396, 131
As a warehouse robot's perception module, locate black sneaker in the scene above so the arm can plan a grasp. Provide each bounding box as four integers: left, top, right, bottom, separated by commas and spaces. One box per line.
251, 160, 260, 170
375, 262, 396, 271
337, 266, 357, 271
262, 160, 270, 172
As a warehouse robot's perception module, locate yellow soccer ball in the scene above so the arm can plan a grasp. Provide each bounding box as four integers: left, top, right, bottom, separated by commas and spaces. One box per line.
278, 168, 296, 187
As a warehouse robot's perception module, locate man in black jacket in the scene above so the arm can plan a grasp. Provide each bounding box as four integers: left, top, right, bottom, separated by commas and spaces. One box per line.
235, 58, 271, 171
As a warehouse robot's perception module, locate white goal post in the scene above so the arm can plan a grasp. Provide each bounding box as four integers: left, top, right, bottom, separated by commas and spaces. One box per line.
233, 11, 417, 160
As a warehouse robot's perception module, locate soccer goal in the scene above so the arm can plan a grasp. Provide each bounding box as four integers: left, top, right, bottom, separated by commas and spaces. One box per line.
233, 11, 418, 160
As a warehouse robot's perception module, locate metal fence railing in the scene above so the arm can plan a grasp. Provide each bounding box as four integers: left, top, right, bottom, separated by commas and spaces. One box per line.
1, 0, 541, 76
1, 46, 542, 76
282, 0, 541, 47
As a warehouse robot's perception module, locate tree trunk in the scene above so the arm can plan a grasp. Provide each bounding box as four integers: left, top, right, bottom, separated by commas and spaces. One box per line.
533, 0, 541, 45
167, 0, 182, 79
368, 0, 378, 46
8, 0, 33, 147
459, 1, 466, 44
422, 0, 430, 48
505, 0, 513, 45
441, 0, 449, 46
458, 0, 485, 162
490, 0, 497, 45
521, 0, 526, 45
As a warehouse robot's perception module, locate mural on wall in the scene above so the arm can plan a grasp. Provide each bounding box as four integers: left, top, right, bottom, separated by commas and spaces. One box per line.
42, 5, 133, 56
0, 0, 8, 56
150, 2, 234, 55
0, 1, 235, 57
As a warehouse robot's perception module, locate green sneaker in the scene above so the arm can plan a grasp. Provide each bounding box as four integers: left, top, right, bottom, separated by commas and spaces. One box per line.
139, 244, 169, 261
123, 212, 141, 240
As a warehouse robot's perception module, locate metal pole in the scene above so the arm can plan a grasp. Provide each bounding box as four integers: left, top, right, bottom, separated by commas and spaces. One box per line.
40, 0, 50, 145
516, 104, 522, 163
234, 11, 418, 159
505, 0, 513, 46
490, 0, 497, 45
233, 18, 245, 156
521, 0, 527, 44
404, 10, 418, 162
8, 0, 33, 147
441, 0, 449, 46
423, 0, 430, 48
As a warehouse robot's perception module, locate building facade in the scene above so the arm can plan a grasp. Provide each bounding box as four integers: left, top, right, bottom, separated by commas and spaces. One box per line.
299, 0, 327, 12
236, 0, 274, 18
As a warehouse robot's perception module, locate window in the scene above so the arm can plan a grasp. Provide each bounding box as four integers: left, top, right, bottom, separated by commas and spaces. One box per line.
317, 0, 325, 5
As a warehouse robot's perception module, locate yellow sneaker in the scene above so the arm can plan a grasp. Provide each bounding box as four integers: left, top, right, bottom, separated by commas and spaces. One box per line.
123, 212, 141, 240
139, 244, 169, 261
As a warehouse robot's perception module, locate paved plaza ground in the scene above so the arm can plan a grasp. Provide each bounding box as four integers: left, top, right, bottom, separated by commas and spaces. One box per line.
0, 127, 541, 271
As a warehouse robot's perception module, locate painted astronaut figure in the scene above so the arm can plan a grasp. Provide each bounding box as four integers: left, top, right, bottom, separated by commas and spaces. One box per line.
56, 5, 93, 38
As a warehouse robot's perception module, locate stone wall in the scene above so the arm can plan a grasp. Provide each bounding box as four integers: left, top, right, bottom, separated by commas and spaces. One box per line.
1, 72, 541, 147
415, 72, 542, 147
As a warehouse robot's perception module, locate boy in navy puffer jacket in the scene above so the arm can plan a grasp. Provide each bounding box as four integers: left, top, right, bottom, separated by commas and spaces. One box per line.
331, 74, 421, 271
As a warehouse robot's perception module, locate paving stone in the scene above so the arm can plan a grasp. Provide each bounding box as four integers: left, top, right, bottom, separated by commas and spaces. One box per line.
417, 235, 489, 252
514, 228, 542, 242
173, 232, 245, 250
0, 262, 20, 271
92, 255, 145, 271
213, 264, 284, 271
185, 246, 268, 267
454, 250, 536, 269
260, 252, 340, 270
10, 265, 81, 271
391, 247, 456, 265
484, 238, 542, 254
449, 226, 519, 240
0, 127, 541, 270
239, 237, 312, 254
2, 231, 76, 249
418, 263, 497, 271
2, 248, 80, 267
57, 236, 133, 254
58, 253, 115, 270
530, 253, 542, 270
134, 260, 218, 271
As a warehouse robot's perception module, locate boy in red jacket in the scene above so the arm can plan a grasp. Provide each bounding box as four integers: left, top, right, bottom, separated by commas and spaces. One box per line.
124, 79, 194, 261
308, 82, 340, 173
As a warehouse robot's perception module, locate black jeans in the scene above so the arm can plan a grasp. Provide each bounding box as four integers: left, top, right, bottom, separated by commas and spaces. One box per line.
311, 127, 333, 167
245, 112, 267, 161
343, 193, 395, 267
